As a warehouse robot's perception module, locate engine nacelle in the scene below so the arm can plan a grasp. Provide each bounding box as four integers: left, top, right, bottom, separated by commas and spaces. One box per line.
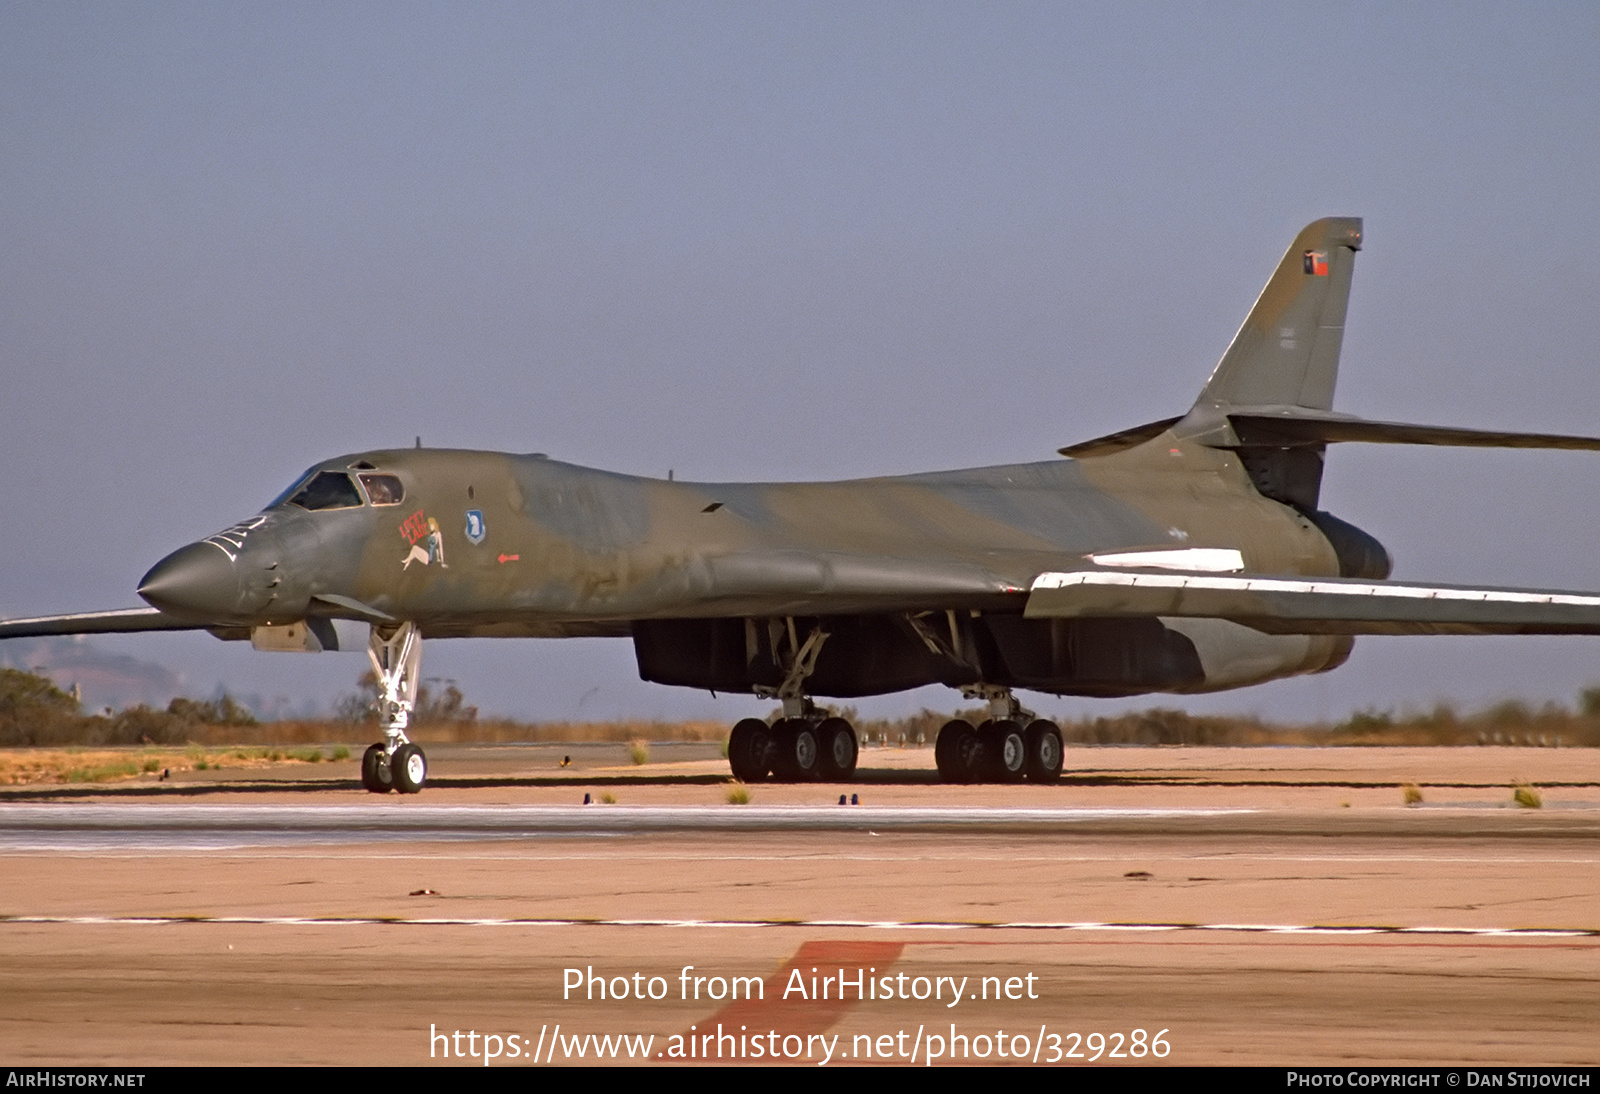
1306, 509, 1392, 580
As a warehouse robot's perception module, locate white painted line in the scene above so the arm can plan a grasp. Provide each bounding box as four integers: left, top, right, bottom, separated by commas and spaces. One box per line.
2, 913, 1594, 938
6, 850, 1599, 865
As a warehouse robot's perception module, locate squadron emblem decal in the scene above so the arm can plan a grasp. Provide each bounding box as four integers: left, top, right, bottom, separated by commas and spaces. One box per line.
464, 509, 486, 545
399, 510, 447, 570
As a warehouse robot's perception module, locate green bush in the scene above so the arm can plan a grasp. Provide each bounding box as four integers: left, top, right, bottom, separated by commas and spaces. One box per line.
0, 668, 87, 746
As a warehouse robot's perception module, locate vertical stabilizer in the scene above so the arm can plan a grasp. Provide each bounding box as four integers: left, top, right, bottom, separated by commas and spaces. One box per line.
1196, 217, 1362, 412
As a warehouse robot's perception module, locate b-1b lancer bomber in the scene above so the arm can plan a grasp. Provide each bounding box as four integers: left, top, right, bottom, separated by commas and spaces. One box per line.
8, 218, 1600, 793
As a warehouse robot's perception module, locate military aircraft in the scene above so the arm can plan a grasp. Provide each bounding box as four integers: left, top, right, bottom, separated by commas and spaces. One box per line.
7, 216, 1600, 793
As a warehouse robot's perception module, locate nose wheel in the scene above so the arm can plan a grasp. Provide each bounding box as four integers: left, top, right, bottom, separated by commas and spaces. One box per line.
392, 743, 428, 794
360, 739, 428, 794
360, 743, 394, 792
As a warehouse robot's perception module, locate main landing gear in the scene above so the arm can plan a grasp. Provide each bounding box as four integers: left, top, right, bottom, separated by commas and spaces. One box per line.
724, 697, 1062, 786
727, 706, 860, 783
727, 619, 859, 783
718, 618, 1061, 787
933, 686, 1063, 785
359, 621, 429, 794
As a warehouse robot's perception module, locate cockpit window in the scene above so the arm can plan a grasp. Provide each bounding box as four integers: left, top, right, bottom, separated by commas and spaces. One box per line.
286, 471, 364, 511
266, 468, 317, 510
359, 473, 405, 506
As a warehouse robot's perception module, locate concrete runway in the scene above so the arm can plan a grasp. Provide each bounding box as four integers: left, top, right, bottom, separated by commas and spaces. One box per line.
2, 744, 1597, 1066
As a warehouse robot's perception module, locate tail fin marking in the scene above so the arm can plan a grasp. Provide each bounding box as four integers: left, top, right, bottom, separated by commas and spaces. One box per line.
1195, 217, 1363, 413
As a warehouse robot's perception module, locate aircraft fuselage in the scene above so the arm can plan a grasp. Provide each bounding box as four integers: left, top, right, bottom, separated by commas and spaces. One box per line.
138, 438, 1354, 700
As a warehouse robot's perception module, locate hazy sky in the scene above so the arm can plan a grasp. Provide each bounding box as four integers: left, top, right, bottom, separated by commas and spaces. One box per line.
3, 3, 1599, 724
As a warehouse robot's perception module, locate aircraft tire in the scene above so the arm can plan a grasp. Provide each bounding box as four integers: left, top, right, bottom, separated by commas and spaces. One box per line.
392, 743, 427, 794
983, 719, 1027, 783
361, 743, 393, 794
770, 720, 822, 782
727, 718, 772, 782
1024, 720, 1064, 782
815, 717, 858, 781
935, 720, 980, 784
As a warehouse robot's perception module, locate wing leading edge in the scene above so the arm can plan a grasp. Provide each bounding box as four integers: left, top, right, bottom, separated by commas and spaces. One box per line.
0, 607, 206, 640
1025, 570, 1600, 636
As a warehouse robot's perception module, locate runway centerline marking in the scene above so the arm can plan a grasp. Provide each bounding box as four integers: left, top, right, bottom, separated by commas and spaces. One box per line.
5, 850, 1599, 866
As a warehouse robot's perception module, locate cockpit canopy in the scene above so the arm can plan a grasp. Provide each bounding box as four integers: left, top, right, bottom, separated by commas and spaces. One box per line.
270, 467, 405, 511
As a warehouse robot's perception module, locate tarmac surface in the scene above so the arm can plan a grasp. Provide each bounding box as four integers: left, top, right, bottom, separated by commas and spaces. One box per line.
2, 742, 1598, 1067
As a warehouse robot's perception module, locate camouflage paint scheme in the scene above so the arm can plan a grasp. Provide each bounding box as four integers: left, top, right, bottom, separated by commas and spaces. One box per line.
117, 432, 1349, 701
7, 218, 1600, 784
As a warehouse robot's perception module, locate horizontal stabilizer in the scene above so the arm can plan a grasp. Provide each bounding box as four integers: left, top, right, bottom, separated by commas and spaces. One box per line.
1025, 570, 1600, 636
1226, 409, 1600, 451
1059, 409, 1600, 460
0, 607, 206, 640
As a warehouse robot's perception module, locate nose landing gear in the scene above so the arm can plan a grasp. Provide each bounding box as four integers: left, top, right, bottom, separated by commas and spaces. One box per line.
358, 621, 429, 794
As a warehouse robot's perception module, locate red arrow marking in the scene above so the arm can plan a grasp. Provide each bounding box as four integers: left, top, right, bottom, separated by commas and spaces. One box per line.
498, 553, 520, 563
675, 940, 905, 1051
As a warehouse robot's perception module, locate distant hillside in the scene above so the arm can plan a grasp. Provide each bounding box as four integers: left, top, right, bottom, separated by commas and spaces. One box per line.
0, 636, 183, 712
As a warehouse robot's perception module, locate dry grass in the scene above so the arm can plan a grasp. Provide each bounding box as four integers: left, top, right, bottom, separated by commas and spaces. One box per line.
0, 746, 356, 786
1402, 783, 1423, 806
725, 784, 751, 805
1512, 783, 1543, 809
11, 681, 1600, 759
215, 718, 733, 746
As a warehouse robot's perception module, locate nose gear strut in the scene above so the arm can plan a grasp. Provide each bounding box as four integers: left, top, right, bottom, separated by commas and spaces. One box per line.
359, 621, 429, 793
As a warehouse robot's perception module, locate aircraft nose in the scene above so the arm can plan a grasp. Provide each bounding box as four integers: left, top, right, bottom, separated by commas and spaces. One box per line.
138, 542, 241, 619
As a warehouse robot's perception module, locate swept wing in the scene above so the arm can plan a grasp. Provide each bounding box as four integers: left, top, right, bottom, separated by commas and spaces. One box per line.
1027, 570, 1600, 636
0, 607, 205, 639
